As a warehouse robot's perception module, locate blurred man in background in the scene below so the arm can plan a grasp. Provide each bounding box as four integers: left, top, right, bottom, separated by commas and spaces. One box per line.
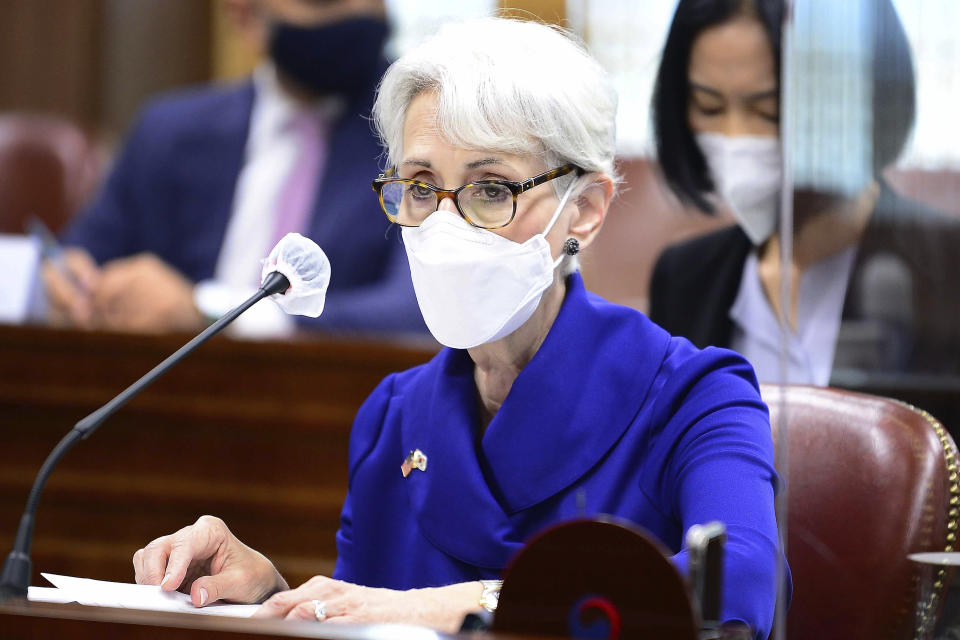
45, 0, 425, 337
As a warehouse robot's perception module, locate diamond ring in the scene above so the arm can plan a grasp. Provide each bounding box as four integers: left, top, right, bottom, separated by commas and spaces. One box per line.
313, 599, 326, 621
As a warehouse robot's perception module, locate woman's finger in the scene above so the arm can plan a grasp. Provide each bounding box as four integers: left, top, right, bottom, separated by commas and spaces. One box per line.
139, 539, 171, 586
162, 516, 229, 593
253, 578, 342, 619
253, 589, 302, 618
284, 600, 321, 621
132, 548, 144, 583
284, 595, 351, 622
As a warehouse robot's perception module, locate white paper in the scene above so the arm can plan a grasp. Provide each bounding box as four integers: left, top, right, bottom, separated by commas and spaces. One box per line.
27, 586, 75, 603
35, 573, 260, 618
0, 234, 44, 324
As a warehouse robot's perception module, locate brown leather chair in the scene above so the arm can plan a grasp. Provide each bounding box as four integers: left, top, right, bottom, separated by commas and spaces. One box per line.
0, 113, 100, 235
761, 384, 958, 639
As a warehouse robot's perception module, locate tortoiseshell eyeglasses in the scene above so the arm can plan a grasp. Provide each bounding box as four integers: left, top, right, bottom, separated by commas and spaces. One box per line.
371, 163, 584, 230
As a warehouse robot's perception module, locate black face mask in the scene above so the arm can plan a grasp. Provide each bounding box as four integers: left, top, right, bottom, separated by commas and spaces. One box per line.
268, 15, 389, 98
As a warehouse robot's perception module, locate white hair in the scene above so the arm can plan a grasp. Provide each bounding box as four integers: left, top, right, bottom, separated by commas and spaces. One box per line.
373, 17, 620, 196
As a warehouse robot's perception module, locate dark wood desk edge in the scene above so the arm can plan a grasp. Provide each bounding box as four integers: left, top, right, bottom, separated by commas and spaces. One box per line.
0, 600, 552, 640
2, 323, 441, 361
0, 600, 343, 638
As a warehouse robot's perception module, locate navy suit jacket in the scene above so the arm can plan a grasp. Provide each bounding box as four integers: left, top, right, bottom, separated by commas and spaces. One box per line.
63, 79, 426, 334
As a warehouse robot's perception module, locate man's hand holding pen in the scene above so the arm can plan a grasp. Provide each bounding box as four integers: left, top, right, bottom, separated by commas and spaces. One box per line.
42, 246, 99, 329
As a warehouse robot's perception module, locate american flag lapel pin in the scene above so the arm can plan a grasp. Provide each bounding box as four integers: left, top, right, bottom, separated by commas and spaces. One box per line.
401, 449, 428, 478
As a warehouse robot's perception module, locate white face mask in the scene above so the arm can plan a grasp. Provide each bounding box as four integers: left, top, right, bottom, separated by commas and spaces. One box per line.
696, 132, 782, 246
401, 178, 578, 349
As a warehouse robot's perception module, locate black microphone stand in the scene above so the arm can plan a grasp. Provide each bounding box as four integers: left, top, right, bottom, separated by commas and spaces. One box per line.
0, 272, 290, 600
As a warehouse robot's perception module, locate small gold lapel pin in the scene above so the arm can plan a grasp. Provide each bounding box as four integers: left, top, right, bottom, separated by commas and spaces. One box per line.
401, 449, 428, 478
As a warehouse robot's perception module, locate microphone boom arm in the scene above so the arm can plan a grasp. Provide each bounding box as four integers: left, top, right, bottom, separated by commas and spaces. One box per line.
0, 272, 289, 599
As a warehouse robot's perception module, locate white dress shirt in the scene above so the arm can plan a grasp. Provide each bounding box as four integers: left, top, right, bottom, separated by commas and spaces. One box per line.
729, 246, 857, 385
194, 64, 341, 338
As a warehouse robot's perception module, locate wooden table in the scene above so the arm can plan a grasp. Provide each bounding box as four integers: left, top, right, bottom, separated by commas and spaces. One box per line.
0, 599, 552, 639
0, 324, 438, 588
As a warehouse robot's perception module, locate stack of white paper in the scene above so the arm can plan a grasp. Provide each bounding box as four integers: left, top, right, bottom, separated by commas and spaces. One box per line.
29, 573, 260, 618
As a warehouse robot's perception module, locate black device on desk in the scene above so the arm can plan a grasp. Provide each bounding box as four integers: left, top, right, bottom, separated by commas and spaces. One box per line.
687, 522, 727, 638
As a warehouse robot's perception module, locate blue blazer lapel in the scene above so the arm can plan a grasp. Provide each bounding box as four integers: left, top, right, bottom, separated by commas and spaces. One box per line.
481, 274, 670, 513
398, 274, 672, 569
399, 348, 525, 570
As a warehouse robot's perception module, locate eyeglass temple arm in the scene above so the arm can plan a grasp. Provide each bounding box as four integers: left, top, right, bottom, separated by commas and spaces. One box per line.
519, 165, 584, 192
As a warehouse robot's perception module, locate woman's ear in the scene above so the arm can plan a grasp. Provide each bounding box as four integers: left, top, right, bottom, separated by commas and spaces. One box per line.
568, 174, 615, 250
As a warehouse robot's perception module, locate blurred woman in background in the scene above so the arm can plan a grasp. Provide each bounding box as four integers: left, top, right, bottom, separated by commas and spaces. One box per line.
648, 0, 960, 384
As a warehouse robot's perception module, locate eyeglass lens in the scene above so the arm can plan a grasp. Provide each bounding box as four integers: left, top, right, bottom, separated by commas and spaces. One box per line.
380, 182, 514, 228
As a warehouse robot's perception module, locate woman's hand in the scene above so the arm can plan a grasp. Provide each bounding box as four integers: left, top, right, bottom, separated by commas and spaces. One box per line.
132, 515, 288, 607
252, 576, 483, 633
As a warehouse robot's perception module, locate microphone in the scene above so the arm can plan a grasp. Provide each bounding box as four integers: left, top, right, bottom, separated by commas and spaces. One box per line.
0, 233, 330, 599
686, 521, 727, 633
259, 232, 330, 318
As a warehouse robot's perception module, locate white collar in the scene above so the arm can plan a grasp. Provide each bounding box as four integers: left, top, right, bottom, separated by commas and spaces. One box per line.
729, 243, 857, 385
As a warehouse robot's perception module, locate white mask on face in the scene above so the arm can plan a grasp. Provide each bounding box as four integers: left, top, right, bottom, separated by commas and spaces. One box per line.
401, 177, 578, 349
696, 132, 782, 246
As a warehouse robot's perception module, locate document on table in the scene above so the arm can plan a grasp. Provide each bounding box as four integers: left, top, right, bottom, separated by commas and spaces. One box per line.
28, 573, 260, 618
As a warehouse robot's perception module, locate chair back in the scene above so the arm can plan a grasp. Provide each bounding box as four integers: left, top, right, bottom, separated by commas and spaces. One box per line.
0, 114, 100, 235
761, 384, 958, 639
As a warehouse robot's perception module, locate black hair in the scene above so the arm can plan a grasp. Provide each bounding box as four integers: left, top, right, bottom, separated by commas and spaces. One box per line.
652, 0, 783, 213
870, 0, 915, 175
651, 0, 915, 214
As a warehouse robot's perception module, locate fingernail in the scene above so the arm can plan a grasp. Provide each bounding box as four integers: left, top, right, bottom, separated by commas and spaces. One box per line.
199, 588, 208, 606
160, 574, 170, 587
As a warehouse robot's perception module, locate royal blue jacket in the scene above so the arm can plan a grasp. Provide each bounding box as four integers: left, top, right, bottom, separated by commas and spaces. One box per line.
62, 80, 425, 333
333, 273, 789, 638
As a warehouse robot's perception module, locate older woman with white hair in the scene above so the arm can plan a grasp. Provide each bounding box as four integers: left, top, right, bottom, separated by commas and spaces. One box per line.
132, 17, 786, 637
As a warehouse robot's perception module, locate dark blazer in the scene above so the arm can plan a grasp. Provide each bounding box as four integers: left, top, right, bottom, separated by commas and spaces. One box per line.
63, 78, 426, 333
650, 182, 960, 377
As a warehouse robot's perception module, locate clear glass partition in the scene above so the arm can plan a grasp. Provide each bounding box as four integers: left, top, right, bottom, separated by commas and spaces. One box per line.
783, 0, 960, 637
788, 0, 960, 387
570, 0, 960, 635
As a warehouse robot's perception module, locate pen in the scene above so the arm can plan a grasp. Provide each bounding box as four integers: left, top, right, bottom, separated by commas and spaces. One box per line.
27, 217, 91, 297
